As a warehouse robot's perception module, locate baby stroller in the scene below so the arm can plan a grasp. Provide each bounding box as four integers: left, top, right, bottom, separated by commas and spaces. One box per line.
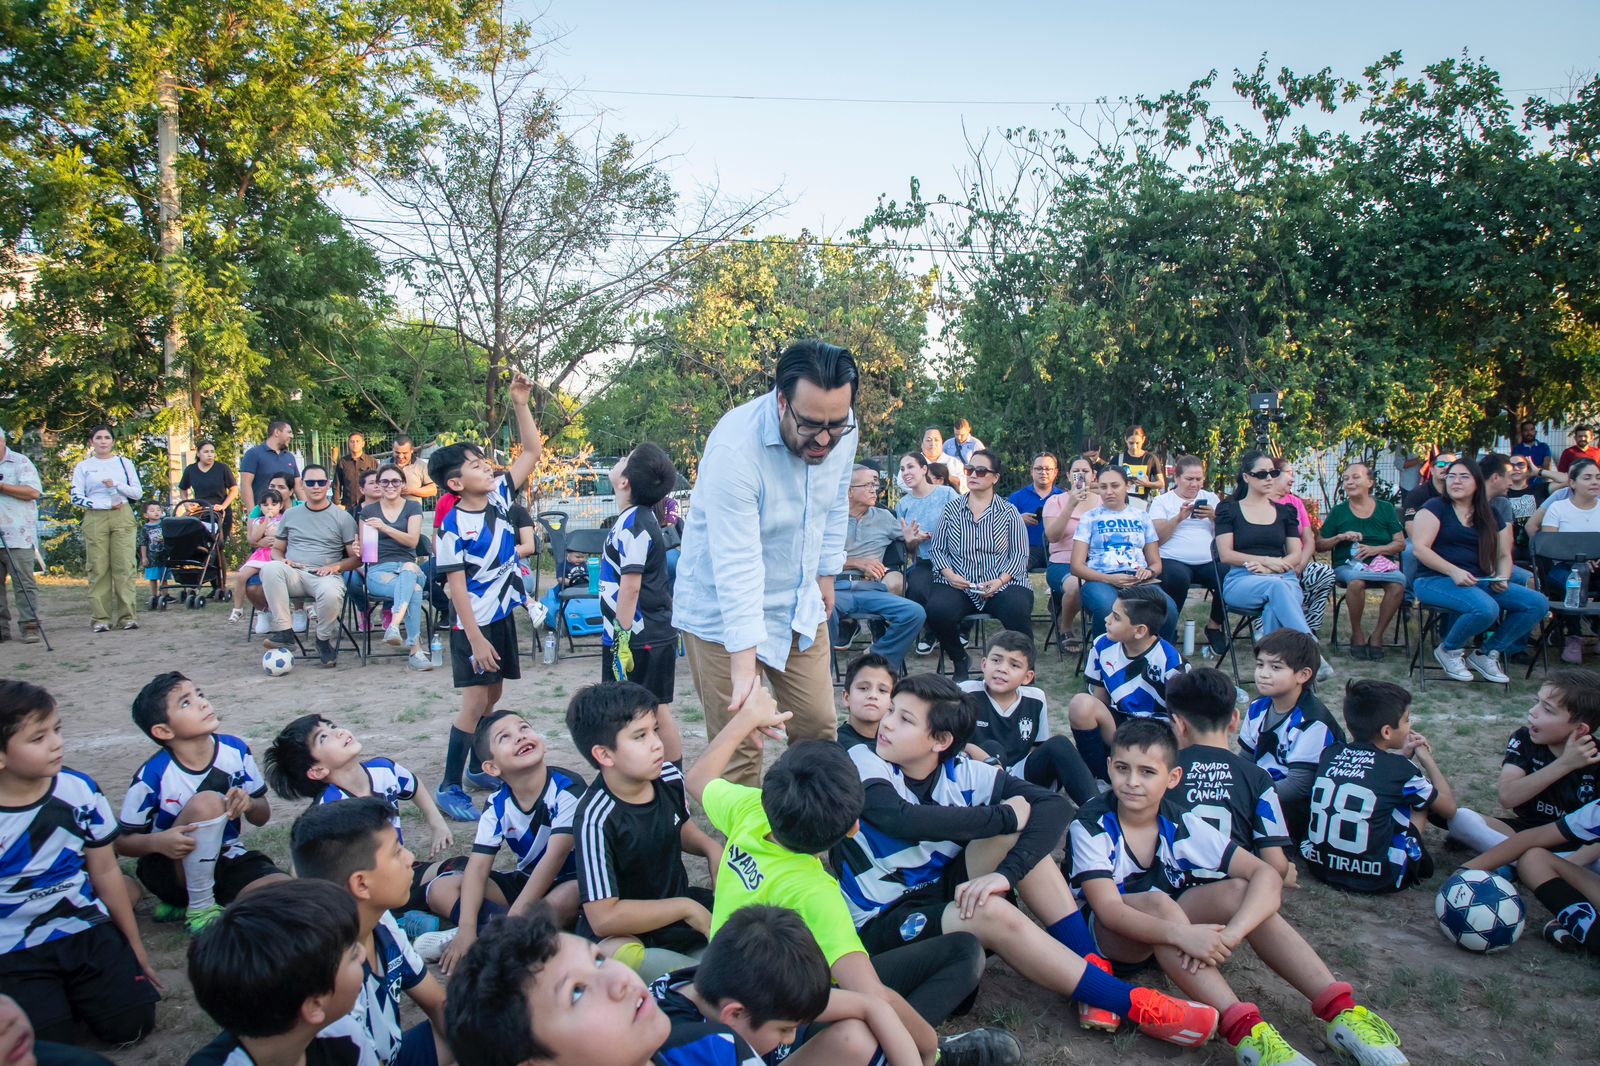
157, 502, 227, 609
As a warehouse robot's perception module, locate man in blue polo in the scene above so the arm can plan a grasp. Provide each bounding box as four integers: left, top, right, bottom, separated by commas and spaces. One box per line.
1008, 452, 1062, 571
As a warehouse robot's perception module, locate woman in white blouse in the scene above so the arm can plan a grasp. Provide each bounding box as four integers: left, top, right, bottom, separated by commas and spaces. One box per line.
69, 424, 143, 631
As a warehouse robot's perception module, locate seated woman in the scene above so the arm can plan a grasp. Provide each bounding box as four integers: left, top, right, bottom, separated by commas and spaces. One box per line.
1411, 456, 1547, 684
361, 464, 433, 670
1215, 450, 1311, 638
1150, 455, 1225, 651
894, 451, 960, 608
924, 449, 1032, 680
1042, 454, 1098, 650
1270, 456, 1337, 635
1534, 456, 1600, 664
1318, 461, 1405, 661
1070, 464, 1177, 642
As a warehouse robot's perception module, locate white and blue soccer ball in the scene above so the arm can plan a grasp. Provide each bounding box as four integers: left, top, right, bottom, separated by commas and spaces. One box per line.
262, 647, 295, 677
1435, 870, 1525, 953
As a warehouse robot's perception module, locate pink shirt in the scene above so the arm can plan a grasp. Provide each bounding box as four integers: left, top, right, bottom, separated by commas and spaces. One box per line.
1282, 493, 1313, 543
1042, 492, 1082, 564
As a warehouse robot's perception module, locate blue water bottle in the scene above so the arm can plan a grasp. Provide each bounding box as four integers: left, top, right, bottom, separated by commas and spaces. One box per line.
1566, 567, 1584, 608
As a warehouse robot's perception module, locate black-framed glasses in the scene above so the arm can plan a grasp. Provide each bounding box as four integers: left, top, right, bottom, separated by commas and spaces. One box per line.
788, 407, 857, 440
378, 478, 404, 486
302, 478, 330, 487
1243, 469, 1280, 481
968, 466, 998, 478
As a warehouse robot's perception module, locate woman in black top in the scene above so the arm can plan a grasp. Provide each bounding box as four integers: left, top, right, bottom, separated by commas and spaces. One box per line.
361, 463, 432, 669
178, 439, 238, 535
1214, 450, 1312, 636
1411, 456, 1545, 683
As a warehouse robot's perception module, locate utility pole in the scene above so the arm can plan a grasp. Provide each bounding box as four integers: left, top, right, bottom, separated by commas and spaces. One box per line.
158, 70, 191, 501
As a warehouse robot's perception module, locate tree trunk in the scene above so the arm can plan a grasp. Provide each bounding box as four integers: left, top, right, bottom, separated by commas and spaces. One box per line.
158, 71, 192, 500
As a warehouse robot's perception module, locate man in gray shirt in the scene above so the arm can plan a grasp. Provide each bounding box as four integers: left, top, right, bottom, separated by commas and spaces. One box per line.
832, 465, 924, 674
257, 463, 358, 665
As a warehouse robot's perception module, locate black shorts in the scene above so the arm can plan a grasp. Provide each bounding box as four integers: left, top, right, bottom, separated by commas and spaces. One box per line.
576, 885, 713, 954
451, 615, 521, 688
856, 854, 971, 955
136, 849, 283, 909
408, 855, 470, 913
601, 637, 678, 705
0, 922, 160, 1032
1082, 908, 1159, 979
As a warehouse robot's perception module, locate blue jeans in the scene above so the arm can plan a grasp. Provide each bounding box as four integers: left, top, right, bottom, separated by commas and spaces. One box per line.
832, 582, 926, 673
1412, 575, 1547, 653
1222, 569, 1310, 636
366, 560, 425, 647
1080, 578, 1178, 643
1333, 564, 1405, 587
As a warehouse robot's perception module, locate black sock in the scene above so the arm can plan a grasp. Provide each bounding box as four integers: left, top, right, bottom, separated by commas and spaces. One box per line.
443, 726, 472, 790
1074, 728, 1109, 783
1535, 878, 1598, 946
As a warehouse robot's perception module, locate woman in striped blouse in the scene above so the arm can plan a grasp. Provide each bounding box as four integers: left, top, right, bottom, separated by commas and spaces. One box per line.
925, 448, 1033, 680
69, 424, 144, 631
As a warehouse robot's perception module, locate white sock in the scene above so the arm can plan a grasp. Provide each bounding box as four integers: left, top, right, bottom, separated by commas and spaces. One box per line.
182, 815, 229, 911
1446, 808, 1508, 854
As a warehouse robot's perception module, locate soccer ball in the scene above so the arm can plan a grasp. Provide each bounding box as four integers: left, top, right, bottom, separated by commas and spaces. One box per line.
262, 647, 295, 677
1435, 870, 1525, 953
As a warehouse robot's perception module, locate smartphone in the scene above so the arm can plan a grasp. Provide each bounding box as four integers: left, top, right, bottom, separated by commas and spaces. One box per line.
1072, 472, 1087, 491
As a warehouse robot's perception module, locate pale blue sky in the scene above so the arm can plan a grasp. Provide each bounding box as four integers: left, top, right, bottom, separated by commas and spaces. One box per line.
530, 0, 1599, 236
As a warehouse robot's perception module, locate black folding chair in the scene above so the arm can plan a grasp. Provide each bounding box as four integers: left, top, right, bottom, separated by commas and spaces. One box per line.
1524, 531, 1600, 678
1328, 575, 1410, 653
1210, 555, 1264, 684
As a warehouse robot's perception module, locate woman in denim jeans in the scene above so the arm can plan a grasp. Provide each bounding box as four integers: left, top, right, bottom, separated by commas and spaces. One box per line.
361, 463, 433, 670
1411, 456, 1546, 684
1215, 450, 1311, 637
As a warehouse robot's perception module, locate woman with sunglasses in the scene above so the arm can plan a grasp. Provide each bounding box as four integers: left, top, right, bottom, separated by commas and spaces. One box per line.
1070, 464, 1177, 642
361, 463, 433, 669
1215, 450, 1311, 637
925, 448, 1032, 679
1411, 456, 1546, 683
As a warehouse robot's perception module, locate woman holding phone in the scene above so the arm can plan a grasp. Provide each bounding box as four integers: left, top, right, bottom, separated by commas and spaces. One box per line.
1149, 455, 1226, 650
1042, 454, 1098, 648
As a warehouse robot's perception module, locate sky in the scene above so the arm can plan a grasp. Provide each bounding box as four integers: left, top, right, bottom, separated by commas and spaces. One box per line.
513, 0, 1600, 238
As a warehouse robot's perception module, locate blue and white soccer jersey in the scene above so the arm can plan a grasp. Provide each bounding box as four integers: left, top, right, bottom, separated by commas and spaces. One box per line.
0, 769, 118, 953
1067, 795, 1236, 904
1556, 799, 1600, 846
1304, 743, 1434, 893
118, 735, 267, 858
1238, 697, 1341, 783
958, 680, 1050, 772
435, 473, 526, 628
1084, 635, 1187, 721
651, 970, 767, 1066
473, 767, 586, 877
349, 911, 427, 1066
318, 758, 417, 840
835, 747, 1005, 927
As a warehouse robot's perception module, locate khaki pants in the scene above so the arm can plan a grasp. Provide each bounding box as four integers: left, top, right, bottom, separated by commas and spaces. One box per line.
257, 561, 346, 641
684, 626, 837, 786
83, 507, 137, 626
0, 546, 38, 627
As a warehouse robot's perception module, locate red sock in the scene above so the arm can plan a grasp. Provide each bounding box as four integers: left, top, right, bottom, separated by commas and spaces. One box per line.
1312, 981, 1356, 1023
1221, 1002, 1264, 1046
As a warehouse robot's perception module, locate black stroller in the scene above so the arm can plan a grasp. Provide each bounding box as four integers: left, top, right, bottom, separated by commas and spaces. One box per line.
156, 502, 227, 609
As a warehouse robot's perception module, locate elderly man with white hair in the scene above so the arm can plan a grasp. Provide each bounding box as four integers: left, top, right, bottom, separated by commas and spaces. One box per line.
0, 426, 44, 643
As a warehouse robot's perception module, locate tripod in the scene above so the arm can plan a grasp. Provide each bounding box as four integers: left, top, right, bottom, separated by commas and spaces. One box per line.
0, 523, 52, 651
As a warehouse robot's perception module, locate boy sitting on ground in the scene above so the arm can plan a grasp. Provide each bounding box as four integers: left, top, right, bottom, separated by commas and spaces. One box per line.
569, 683, 721, 979
1068, 585, 1187, 781
1238, 630, 1345, 838
1070, 719, 1408, 1066
116, 671, 287, 933
1166, 667, 1297, 886
292, 798, 455, 1066
0, 681, 158, 1050
1303, 680, 1456, 894
1465, 796, 1600, 956
185, 880, 372, 1066
836, 673, 1220, 1050
960, 629, 1098, 805
432, 710, 588, 974
263, 713, 462, 936
838, 652, 896, 751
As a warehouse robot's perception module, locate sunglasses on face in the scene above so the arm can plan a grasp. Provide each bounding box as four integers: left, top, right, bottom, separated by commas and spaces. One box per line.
1243, 469, 1281, 480
968, 467, 997, 478
302, 479, 329, 488
378, 479, 404, 487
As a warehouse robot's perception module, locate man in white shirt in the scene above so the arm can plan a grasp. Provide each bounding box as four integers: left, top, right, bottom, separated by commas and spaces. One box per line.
1149, 455, 1225, 649
0, 427, 44, 642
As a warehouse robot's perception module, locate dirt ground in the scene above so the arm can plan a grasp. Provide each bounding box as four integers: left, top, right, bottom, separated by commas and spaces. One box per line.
3, 578, 1597, 1065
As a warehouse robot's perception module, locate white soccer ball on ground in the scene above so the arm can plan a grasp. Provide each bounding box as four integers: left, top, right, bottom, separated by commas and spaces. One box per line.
1435, 869, 1525, 953
262, 647, 295, 677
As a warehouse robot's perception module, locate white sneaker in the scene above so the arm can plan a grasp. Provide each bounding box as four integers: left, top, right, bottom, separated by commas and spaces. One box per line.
413, 928, 457, 963
1316, 659, 1335, 683
1433, 646, 1474, 682
1465, 650, 1509, 684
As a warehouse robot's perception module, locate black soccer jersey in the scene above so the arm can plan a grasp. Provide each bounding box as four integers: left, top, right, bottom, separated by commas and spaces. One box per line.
1171, 746, 1292, 881
1501, 727, 1600, 826
575, 761, 691, 904
649, 968, 766, 1066
1303, 743, 1433, 892
958, 680, 1050, 770
836, 721, 876, 753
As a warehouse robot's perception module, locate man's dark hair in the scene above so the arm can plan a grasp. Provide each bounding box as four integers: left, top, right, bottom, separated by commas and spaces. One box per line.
474, 708, 525, 766
131, 671, 188, 741
695, 906, 831, 1027
983, 629, 1036, 671
954, 418, 971, 432
301, 463, 329, 481
392, 434, 413, 449
1521, 420, 1537, 431
1343, 679, 1412, 743
761, 742, 864, 855
348, 432, 365, 443
263, 714, 332, 800
566, 682, 657, 768
291, 797, 392, 886
1542, 668, 1600, 732
621, 443, 678, 508
444, 911, 563, 1066
1166, 668, 1238, 732
1032, 451, 1058, 469
891, 673, 975, 760
1111, 718, 1179, 769
1255, 629, 1321, 677
775, 340, 859, 405
923, 425, 943, 440
1115, 585, 1168, 636
196, 437, 217, 452
0, 680, 56, 750
187, 880, 359, 1038
267, 420, 291, 436
1579, 425, 1596, 435
842, 651, 895, 691
1478, 452, 1511, 481
427, 442, 483, 492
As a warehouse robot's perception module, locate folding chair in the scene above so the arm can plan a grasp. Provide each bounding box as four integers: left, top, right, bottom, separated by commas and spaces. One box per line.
936, 613, 993, 677
548, 526, 609, 659
1328, 576, 1410, 654
1524, 531, 1600, 678
1207, 556, 1265, 683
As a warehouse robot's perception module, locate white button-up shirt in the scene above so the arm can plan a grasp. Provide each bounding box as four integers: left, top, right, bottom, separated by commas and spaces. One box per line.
672, 390, 856, 669
0, 448, 42, 550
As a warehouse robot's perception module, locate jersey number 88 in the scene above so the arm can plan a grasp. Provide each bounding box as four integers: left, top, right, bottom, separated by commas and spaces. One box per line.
1307, 779, 1376, 854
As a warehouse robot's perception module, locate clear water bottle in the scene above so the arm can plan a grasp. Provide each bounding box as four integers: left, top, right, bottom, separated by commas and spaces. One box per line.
1566, 567, 1584, 608
1182, 620, 1195, 656
543, 631, 558, 665
429, 633, 443, 668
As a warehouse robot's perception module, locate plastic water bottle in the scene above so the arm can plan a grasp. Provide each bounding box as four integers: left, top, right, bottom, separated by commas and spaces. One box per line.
1566, 568, 1583, 608
543, 631, 558, 665
361, 524, 379, 564
429, 633, 443, 668
1183, 620, 1196, 656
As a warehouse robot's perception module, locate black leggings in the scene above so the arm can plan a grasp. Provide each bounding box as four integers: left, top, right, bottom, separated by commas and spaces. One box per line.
872, 931, 986, 1024
925, 583, 1034, 670
34, 1004, 154, 1048
1022, 735, 1099, 806
1158, 558, 1224, 627
904, 559, 935, 606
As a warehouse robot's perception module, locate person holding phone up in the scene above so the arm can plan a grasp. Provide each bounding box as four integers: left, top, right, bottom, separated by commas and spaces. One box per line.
1149, 455, 1226, 652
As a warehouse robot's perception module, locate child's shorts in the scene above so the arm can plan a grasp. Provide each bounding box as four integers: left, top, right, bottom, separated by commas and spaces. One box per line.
409, 855, 470, 913
136, 849, 283, 909
451, 615, 521, 687
0, 922, 161, 1035
856, 854, 973, 955
143, 567, 163, 581
576, 885, 713, 954
601, 636, 678, 704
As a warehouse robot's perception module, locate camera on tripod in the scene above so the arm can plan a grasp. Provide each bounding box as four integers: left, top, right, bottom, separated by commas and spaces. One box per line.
1249, 390, 1285, 447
